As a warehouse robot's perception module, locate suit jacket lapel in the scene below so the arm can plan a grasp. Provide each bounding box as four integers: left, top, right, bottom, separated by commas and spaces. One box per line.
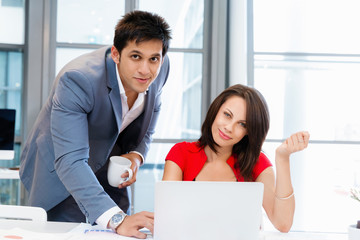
137, 87, 155, 144
105, 49, 122, 134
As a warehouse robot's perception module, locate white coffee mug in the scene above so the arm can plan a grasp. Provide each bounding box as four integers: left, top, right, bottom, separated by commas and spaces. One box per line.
107, 156, 133, 187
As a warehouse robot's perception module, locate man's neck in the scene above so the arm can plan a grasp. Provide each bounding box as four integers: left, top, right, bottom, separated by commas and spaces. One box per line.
125, 91, 138, 110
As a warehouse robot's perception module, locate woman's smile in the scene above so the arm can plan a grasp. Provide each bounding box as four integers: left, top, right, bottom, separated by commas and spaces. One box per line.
218, 129, 231, 140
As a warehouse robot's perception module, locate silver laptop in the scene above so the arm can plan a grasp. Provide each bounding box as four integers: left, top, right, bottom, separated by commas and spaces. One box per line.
154, 181, 264, 240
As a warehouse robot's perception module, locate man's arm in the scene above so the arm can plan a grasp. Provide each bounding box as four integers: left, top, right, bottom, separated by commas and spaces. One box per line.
51, 71, 117, 224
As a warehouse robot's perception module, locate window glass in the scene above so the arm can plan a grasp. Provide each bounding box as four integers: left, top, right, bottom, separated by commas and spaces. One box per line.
0, 0, 25, 44
262, 142, 360, 232
153, 52, 202, 140
134, 142, 174, 213
254, 0, 360, 54
254, 55, 360, 142
57, 0, 125, 44
0, 178, 20, 204
0, 51, 22, 136
56, 48, 94, 74
254, 0, 360, 233
139, 0, 204, 49
0, 0, 24, 204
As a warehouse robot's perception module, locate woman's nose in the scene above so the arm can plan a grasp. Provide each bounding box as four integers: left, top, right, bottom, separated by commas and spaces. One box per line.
224, 122, 234, 133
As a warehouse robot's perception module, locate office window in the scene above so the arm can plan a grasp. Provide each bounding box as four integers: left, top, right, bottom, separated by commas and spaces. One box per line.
0, 0, 25, 205
254, 0, 360, 54
139, 0, 203, 49
253, 0, 360, 232
0, 51, 22, 136
57, 0, 125, 45
0, 51, 22, 204
56, 48, 94, 75
152, 52, 203, 140
56, 0, 125, 73
0, 0, 25, 44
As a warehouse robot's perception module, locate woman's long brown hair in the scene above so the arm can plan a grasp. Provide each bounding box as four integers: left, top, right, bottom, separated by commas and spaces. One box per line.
198, 84, 270, 181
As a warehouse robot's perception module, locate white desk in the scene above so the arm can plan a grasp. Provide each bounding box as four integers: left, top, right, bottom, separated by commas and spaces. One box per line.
260, 230, 348, 240
0, 219, 349, 239
0, 219, 81, 233
0, 168, 19, 179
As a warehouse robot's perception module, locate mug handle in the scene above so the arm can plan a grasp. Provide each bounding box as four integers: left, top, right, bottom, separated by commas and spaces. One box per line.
125, 168, 133, 181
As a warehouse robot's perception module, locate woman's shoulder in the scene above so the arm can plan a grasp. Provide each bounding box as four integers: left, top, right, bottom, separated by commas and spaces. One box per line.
167, 141, 197, 156
259, 151, 271, 163
172, 141, 201, 151
255, 151, 273, 170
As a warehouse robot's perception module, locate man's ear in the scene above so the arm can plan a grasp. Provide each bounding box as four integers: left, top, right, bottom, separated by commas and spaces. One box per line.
111, 46, 120, 64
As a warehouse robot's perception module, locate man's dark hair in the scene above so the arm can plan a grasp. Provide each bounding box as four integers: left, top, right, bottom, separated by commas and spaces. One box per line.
113, 10, 171, 56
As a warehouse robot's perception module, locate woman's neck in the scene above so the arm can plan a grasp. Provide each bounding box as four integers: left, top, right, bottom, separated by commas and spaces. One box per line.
204, 145, 232, 163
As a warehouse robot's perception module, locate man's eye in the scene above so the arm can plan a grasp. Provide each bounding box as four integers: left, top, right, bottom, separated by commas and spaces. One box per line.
150, 57, 159, 62
132, 55, 140, 59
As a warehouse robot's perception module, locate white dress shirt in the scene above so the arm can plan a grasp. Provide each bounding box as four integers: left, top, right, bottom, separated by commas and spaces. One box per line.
95, 63, 146, 229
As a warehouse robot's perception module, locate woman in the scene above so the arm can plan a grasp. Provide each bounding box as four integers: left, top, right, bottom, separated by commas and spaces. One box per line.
162, 84, 310, 232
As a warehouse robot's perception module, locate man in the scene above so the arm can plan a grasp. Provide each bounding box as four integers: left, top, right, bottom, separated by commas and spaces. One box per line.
20, 10, 171, 239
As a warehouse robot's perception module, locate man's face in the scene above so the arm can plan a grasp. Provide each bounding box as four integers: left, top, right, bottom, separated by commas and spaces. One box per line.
111, 39, 164, 95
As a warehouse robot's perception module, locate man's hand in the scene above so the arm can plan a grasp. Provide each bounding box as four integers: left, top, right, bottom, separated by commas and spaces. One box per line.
116, 211, 154, 239
117, 152, 142, 188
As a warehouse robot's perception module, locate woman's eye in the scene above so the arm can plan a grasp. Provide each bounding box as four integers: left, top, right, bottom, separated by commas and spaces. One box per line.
224, 112, 230, 117
239, 122, 246, 128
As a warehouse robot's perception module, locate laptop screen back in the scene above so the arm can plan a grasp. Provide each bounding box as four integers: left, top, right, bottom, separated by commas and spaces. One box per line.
154, 181, 264, 240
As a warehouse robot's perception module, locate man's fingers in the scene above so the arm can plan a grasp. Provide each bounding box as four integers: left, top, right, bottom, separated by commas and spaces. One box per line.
141, 211, 154, 219
118, 179, 135, 188
131, 231, 147, 239
121, 172, 129, 178
147, 220, 154, 233
134, 212, 154, 233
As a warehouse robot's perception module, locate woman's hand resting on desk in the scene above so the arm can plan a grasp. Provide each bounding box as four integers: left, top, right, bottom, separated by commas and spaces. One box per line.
276, 131, 310, 160
116, 211, 154, 239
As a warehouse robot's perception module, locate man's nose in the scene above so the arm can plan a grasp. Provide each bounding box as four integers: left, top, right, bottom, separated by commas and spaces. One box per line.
138, 61, 150, 75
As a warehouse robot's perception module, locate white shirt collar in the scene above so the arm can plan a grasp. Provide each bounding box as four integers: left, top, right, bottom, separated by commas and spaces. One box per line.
114, 63, 146, 133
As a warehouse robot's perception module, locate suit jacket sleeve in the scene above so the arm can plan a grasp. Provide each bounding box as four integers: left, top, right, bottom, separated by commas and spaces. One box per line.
51, 70, 117, 223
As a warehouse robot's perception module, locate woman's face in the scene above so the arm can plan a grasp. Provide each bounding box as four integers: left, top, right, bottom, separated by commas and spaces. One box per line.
211, 95, 247, 151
